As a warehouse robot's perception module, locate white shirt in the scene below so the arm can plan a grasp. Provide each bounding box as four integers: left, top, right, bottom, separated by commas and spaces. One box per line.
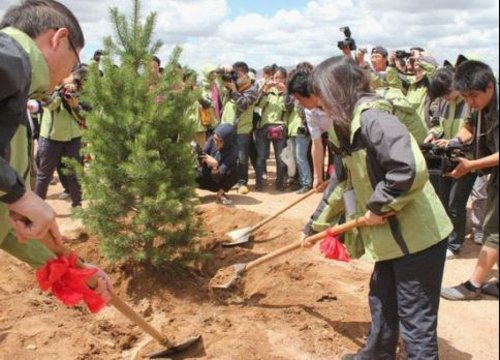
305, 108, 332, 140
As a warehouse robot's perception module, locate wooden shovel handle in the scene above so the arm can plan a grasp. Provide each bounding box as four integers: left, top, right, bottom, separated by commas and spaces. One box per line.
246, 216, 367, 271
10, 212, 172, 347
250, 188, 316, 233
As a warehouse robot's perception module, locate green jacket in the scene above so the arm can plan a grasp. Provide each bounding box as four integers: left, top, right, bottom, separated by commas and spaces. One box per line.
370, 66, 405, 91
0, 27, 56, 267
257, 89, 293, 128
429, 96, 468, 139
220, 84, 258, 135
287, 105, 304, 136
40, 91, 82, 141
317, 96, 452, 261
375, 87, 428, 144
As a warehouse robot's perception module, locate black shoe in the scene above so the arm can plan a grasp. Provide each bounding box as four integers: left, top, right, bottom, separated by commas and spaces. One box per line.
275, 183, 285, 192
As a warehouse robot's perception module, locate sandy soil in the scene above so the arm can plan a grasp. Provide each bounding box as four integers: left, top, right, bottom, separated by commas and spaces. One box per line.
0, 178, 498, 360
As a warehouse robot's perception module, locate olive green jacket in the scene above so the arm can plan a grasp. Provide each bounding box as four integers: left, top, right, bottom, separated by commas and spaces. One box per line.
315, 97, 452, 261
0, 27, 55, 267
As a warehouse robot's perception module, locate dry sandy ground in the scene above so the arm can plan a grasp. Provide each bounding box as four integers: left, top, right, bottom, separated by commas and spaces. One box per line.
0, 178, 498, 360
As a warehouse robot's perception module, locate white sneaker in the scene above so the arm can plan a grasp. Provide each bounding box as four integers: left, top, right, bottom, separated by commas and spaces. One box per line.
446, 249, 456, 260
58, 191, 71, 200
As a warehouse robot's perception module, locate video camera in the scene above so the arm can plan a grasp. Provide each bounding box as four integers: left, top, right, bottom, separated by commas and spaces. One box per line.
420, 143, 470, 176
337, 26, 357, 51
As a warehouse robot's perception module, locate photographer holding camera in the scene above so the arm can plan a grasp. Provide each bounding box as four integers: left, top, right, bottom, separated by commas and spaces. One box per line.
255, 66, 294, 191
441, 60, 499, 300
195, 124, 239, 205
220, 61, 258, 195
388, 48, 437, 129
425, 67, 475, 259
34, 66, 87, 209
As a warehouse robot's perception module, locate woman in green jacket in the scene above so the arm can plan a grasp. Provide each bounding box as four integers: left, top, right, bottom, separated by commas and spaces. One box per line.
307, 56, 452, 360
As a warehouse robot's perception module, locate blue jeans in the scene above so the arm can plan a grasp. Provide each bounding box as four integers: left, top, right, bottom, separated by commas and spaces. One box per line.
438, 172, 477, 253
235, 133, 250, 186
254, 127, 286, 186
290, 135, 312, 187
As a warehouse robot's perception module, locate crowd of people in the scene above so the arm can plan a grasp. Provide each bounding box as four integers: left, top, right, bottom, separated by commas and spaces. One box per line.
0, 1, 498, 360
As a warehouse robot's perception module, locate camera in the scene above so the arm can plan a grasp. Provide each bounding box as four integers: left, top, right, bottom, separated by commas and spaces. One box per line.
395, 50, 412, 59
420, 143, 470, 175
337, 26, 357, 51
190, 141, 206, 164
297, 125, 308, 136
221, 70, 238, 83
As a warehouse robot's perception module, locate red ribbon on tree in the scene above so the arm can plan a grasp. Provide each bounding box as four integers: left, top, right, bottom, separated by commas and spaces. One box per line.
319, 229, 351, 262
36, 252, 107, 313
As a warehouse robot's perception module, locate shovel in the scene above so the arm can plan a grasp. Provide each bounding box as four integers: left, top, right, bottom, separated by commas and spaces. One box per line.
212, 216, 367, 289
10, 212, 201, 358
223, 188, 316, 247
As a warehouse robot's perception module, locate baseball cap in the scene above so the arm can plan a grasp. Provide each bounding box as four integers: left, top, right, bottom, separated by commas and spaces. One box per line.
371, 46, 388, 58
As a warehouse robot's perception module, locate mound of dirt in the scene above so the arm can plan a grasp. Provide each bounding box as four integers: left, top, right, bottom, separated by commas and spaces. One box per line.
1, 201, 497, 359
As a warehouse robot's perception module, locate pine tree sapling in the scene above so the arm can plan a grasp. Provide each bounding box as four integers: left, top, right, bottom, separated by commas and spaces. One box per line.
79, 0, 199, 267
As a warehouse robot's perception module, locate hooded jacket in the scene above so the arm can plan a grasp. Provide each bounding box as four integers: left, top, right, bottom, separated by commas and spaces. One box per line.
202, 123, 238, 178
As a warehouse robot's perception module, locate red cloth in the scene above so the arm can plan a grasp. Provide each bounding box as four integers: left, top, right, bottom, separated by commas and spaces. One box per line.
319, 229, 351, 262
36, 252, 107, 313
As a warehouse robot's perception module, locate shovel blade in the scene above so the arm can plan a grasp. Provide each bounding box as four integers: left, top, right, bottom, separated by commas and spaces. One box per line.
210, 263, 247, 289
147, 335, 202, 358
223, 227, 252, 247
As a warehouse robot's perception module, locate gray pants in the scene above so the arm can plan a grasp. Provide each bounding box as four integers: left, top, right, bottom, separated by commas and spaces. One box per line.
471, 175, 488, 242
35, 137, 82, 207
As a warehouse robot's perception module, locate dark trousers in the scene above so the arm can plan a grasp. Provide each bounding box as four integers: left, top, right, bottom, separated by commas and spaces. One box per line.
356, 240, 447, 360
438, 173, 477, 253
35, 137, 82, 207
196, 169, 239, 193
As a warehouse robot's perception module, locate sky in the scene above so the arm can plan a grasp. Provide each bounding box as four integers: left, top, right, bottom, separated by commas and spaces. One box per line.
1, 0, 499, 74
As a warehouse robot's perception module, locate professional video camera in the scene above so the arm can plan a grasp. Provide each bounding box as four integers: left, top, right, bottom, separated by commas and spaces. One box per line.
337, 26, 357, 51
420, 143, 470, 176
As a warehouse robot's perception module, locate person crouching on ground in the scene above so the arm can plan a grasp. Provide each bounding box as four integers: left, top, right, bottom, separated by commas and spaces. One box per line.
196, 124, 239, 205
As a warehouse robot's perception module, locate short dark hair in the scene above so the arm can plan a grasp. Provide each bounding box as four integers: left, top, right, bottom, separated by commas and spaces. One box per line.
232, 61, 249, 73
275, 66, 287, 78
0, 0, 84, 49
429, 67, 454, 100
296, 61, 313, 72
152, 55, 161, 66
287, 69, 310, 97
454, 60, 496, 93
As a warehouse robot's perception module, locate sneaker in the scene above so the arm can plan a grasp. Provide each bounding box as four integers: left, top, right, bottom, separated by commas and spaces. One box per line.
473, 232, 484, 245
216, 194, 233, 206
262, 172, 268, 180
237, 185, 249, 195
58, 191, 71, 200
296, 186, 312, 195
441, 281, 482, 301
445, 249, 457, 260
481, 281, 499, 298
